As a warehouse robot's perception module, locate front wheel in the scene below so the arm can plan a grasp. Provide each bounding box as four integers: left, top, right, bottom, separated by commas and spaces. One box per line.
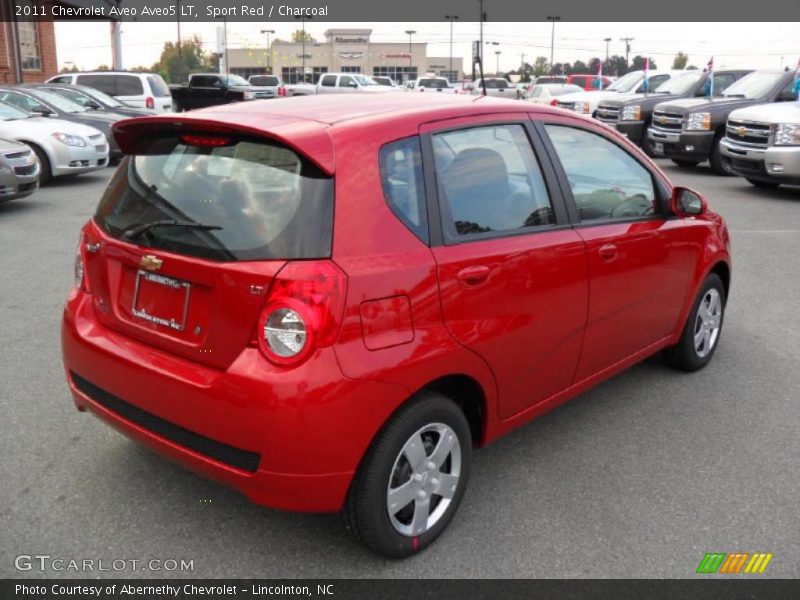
343, 392, 472, 558
664, 273, 726, 372
709, 135, 734, 176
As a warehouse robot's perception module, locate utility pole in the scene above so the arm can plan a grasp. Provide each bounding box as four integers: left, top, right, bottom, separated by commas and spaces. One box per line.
405, 30, 416, 75
176, 0, 181, 57
445, 15, 458, 79
495, 51, 501, 76
478, 0, 485, 66
547, 16, 560, 68
110, 21, 123, 70
620, 37, 634, 71
261, 29, 275, 73
604, 37, 611, 63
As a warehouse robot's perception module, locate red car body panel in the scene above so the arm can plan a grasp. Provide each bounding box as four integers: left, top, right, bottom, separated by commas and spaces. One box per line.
61, 95, 731, 513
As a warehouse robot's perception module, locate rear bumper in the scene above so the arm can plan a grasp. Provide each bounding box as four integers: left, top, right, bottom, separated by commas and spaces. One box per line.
648, 128, 715, 161
61, 290, 408, 512
720, 138, 800, 185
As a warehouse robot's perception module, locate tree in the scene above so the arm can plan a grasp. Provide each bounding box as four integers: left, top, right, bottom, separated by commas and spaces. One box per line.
672, 52, 689, 70
532, 56, 549, 77
571, 60, 590, 74
151, 36, 212, 84
59, 64, 78, 73
291, 29, 315, 43
95, 64, 110, 71
630, 55, 657, 71
606, 55, 628, 76
687, 64, 699, 70
588, 57, 601, 73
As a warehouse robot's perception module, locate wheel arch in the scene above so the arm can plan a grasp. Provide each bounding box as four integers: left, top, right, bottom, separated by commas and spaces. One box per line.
417, 374, 487, 446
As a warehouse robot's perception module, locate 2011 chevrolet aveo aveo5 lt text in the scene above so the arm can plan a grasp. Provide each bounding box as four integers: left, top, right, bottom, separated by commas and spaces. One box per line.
62, 95, 731, 558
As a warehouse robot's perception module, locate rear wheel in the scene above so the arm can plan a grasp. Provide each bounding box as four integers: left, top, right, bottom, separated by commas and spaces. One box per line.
343, 392, 472, 558
670, 158, 700, 168
745, 178, 780, 189
30, 144, 51, 185
664, 273, 726, 372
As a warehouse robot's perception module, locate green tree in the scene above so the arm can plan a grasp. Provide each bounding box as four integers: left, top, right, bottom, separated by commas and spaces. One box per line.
672, 52, 689, 69
291, 29, 315, 43
152, 36, 211, 84
630, 55, 657, 71
532, 56, 549, 77
571, 60, 590, 74
606, 55, 628, 76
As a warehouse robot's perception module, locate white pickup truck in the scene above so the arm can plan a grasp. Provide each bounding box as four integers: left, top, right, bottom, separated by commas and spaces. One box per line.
408, 77, 457, 93
720, 102, 800, 188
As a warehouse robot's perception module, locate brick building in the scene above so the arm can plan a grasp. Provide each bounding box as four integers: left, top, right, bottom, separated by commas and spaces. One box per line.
0, 3, 58, 84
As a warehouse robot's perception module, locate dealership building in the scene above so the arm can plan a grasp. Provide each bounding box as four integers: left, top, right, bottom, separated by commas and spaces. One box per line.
227, 29, 464, 84
0, 4, 58, 84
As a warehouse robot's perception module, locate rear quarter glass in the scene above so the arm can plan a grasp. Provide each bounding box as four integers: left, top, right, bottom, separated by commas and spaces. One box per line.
95, 135, 333, 262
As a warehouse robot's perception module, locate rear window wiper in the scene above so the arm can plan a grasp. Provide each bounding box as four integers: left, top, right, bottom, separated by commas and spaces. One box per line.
121, 219, 223, 241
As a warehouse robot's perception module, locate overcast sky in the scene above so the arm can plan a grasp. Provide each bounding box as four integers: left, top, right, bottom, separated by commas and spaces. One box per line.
55, 21, 799, 73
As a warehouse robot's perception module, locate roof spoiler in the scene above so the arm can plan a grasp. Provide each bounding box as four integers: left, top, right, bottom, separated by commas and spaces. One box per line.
112, 114, 335, 175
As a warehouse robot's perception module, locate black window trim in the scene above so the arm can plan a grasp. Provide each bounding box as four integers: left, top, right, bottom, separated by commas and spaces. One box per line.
533, 119, 672, 228
419, 117, 572, 248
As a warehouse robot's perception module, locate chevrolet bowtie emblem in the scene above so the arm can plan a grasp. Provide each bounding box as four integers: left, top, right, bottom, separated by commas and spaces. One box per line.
140, 255, 163, 271
657, 116, 667, 123
735, 126, 747, 136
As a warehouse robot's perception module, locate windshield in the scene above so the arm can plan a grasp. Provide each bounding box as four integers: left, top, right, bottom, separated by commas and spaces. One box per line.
607, 71, 642, 92
353, 74, 378, 86
95, 135, 333, 262
223, 74, 249, 86
722, 72, 784, 100
483, 79, 510, 89
654, 71, 703, 95
419, 78, 449, 89
28, 88, 87, 113
0, 101, 30, 120
78, 86, 122, 106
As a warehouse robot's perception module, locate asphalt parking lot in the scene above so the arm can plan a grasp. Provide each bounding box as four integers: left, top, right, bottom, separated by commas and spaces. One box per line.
1, 161, 799, 579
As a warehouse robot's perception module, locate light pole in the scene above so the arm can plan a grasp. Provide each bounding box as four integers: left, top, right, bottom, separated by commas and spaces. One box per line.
445, 15, 458, 79
176, 0, 181, 57
547, 16, 560, 69
295, 16, 312, 82
495, 51, 501, 76
405, 29, 416, 76
604, 37, 611, 63
478, 0, 485, 66
261, 29, 275, 74
620, 37, 634, 71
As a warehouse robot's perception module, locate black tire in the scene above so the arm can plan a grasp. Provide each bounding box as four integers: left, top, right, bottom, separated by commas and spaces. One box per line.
640, 124, 657, 157
342, 392, 472, 558
30, 144, 51, 185
670, 158, 700, 168
172, 100, 183, 113
745, 178, 780, 189
664, 273, 726, 372
709, 133, 734, 176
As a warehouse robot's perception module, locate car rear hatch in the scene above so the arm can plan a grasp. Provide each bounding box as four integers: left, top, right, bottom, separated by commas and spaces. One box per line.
82, 114, 335, 370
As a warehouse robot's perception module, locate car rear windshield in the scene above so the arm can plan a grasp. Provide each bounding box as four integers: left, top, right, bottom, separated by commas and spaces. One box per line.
249, 76, 280, 86
483, 79, 510, 89
419, 78, 449, 89
147, 75, 171, 97
95, 135, 333, 262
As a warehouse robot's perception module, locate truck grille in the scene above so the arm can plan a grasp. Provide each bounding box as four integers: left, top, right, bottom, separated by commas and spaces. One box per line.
651, 109, 684, 132
726, 119, 770, 149
596, 105, 620, 123
556, 101, 575, 111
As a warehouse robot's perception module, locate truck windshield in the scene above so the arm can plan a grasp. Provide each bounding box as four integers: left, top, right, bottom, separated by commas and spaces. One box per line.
95, 135, 334, 262
722, 72, 785, 100
607, 71, 642, 93
419, 78, 449, 89
654, 72, 703, 94
223, 75, 249, 86
483, 79, 510, 89
353, 75, 378, 86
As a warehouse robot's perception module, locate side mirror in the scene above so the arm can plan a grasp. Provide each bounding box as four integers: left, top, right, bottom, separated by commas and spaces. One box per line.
30, 106, 54, 116
84, 100, 101, 110
670, 186, 706, 216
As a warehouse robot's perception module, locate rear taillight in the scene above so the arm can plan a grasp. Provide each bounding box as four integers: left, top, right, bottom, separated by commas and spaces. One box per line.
74, 233, 90, 293
145, 96, 155, 109
278, 86, 286, 97
256, 261, 347, 366
550, 99, 558, 106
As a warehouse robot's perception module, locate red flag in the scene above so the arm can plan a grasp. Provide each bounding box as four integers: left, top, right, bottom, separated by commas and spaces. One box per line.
706, 56, 714, 72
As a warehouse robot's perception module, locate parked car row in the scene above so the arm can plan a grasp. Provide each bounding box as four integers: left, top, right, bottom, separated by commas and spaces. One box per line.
552, 67, 800, 187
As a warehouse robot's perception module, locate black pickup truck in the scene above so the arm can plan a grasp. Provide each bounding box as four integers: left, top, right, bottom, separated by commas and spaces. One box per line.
595, 69, 751, 155
646, 69, 798, 174
170, 73, 274, 112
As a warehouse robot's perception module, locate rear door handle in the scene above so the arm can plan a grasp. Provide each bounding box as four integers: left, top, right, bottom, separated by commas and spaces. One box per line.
457, 265, 491, 286
599, 243, 618, 261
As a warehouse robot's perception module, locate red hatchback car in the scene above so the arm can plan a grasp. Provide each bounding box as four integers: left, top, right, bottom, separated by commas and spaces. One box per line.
62, 95, 731, 557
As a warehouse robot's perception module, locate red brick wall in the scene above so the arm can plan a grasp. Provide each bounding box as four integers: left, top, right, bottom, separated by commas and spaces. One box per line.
0, 8, 58, 84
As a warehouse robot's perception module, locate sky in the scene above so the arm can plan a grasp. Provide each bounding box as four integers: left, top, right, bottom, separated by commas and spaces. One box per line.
54, 21, 800, 73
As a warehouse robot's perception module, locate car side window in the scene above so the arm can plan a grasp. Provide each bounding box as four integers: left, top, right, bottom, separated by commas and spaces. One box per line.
50, 76, 70, 84
432, 124, 555, 240
76, 75, 116, 95
712, 73, 735, 95
637, 74, 669, 93
545, 125, 657, 222
115, 75, 144, 95
0, 91, 41, 112
339, 76, 355, 88
320, 75, 336, 87
379, 137, 428, 243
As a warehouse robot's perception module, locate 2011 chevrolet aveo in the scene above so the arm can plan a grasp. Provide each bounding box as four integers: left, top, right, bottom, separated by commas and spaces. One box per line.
62, 95, 731, 558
